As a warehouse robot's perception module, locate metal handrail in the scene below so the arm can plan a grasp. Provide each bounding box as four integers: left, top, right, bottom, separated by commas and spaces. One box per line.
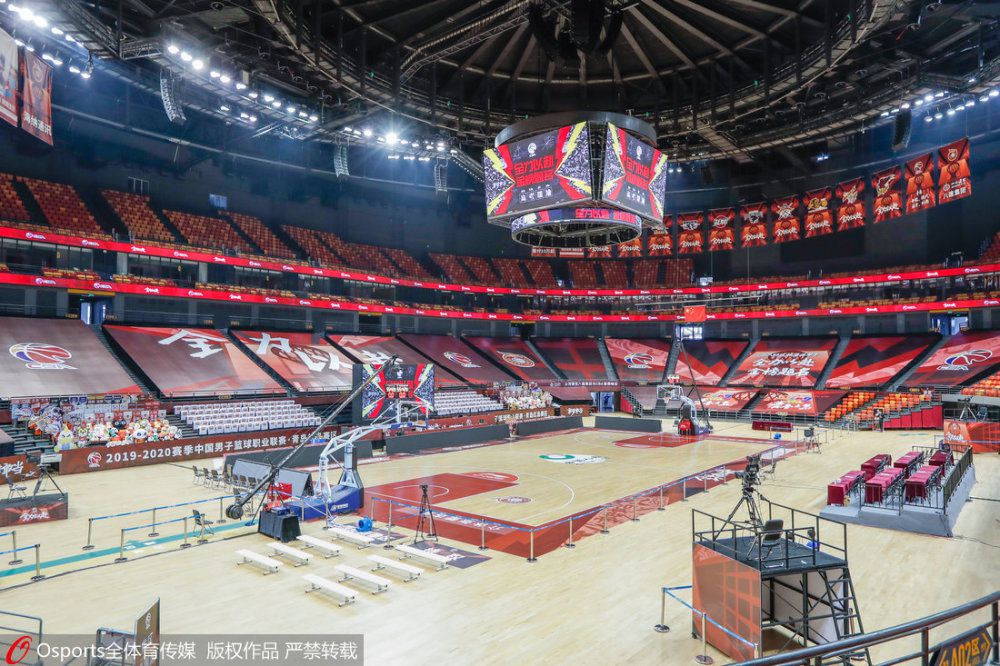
736, 591, 1000, 666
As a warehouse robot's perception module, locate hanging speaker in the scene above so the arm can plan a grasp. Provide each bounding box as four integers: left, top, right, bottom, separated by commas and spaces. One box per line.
891, 109, 912, 151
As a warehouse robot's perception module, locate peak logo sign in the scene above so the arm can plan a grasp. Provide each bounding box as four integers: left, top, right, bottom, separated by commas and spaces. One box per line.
443, 351, 481, 368
939, 349, 993, 371
499, 352, 535, 368
624, 352, 654, 369
8, 343, 75, 370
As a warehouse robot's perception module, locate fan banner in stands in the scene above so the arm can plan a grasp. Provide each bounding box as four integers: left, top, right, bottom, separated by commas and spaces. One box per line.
647, 229, 673, 256
604, 338, 671, 383
464, 336, 559, 381
617, 236, 643, 257
20, 50, 53, 145
600, 122, 668, 221
0, 493, 69, 527
559, 248, 585, 258
533, 338, 612, 381
871, 166, 903, 223
729, 338, 837, 387
0, 317, 140, 399
328, 334, 463, 386
739, 202, 769, 248
677, 212, 704, 254
692, 543, 761, 662
587, 246, 612, 258
803, 188, 834, 237
0, 28, 17, 127
826, 335, 937, 388
0, 455, 39, 483
770, 196, 800, 243
938, 137, 971, 203
230, 330, 354, 393
906, 330, 1000, 386
942, 419, 999, 454
398, 335, 513, 384
698, 388, 758, 412
674, 340, 750, 386
354, 362, 435, 421
58, 427, 340, 474
103, 325, 283, 398
904, 153, 936, 213
835, 178, 866, 231
754, 389, 847, 416
530, 247, 557, 257
483, 122, 592, 220
707, 208, 736, 252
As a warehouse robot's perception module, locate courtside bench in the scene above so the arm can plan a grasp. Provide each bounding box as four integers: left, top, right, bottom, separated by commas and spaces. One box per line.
395, 544, 449, 570
327, 526, 375, 549
236, 549, 282, 575
303, 574, 357, 606
269, 542, 312, 567
296, 534, 342, 558
336, 564, 391, 594
368, 555, 421, 582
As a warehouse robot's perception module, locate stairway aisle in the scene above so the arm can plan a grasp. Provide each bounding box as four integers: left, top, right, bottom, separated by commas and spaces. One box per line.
596, 338, 619, 381
816, 334, 851, 389
92, 325, 157, 395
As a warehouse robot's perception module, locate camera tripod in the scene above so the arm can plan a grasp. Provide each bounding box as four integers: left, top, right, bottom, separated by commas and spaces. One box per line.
413, 484, 438, 543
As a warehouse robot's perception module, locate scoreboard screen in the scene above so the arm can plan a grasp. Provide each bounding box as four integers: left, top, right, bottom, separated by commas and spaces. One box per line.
354, 362, 435, 422
600, 123, 668, 222
483, 122, 592, 220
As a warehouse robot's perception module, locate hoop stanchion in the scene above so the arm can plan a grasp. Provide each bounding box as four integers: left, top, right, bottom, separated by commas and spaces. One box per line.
30, 545, 43, 581
8, 531, 22, 566
82, 518, 94, 550
114, 529, 127, 563
148, 508, 159, 537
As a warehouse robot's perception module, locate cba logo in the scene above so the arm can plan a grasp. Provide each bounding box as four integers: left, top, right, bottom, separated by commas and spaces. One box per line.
500, 352, 535, 368
496, 496, 532, 504
87, 451, 102, 469
443, 351, 480, 369
624, 352, 653, 369
940, 349, 993, 371
5, 635, 31, 665
9, 343, 75, 370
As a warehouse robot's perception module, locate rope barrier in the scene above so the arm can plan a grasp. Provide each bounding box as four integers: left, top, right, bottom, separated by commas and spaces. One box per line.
82, 494, 241, 550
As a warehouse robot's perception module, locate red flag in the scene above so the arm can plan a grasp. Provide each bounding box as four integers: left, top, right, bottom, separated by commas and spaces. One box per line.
771, 196, 800, 243
676, 212, 704, 254
617, 236, 643, 257
872, 166, 903, 222
802, 188, 833, 237
707, 208, 736, 252
835, 178, 866, 230
740, 203, 768, 248
20, 51, 53, 145
587, 245, 612, 258
905, 153, 936, 213
938, 138, 971, 203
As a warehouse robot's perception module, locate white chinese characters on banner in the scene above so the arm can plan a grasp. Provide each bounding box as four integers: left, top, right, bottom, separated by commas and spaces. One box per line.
157, 329, 229, 358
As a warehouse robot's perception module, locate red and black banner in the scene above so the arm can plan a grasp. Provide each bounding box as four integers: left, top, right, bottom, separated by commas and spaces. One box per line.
464, 336, 559, 381
904, 153, 936, 214
587, 245, 612, 258
604, 337, 671, 383
674, 339, 750, 386
533, 337, 612, 381
707, 208, 736, 252
938, 137, 971, 203
647, 227, 673, 256
835, 178, 866, 231
617, 236, 643, 257
770, 196, 800, 243
20, 50, 53, 145
872, 166, 903, 222
740, 202, 768, 248
826, 335, 937, 388
803, 188, 834, 237
677, 212, 704, 254
729, 337, 838, 388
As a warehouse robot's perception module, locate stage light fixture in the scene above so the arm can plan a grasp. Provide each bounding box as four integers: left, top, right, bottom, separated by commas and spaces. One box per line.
946, 107, 955, 116
248, 115, 257, 123
965, 100, 974, 108
219, 74, 231, 84
968, 76, 977, 83
64, 34, 74, 43
990, 90, 999, 98
248, 91, 258, 99
191, 59, 204, 71
914, 99, 923, 107
24, 44, 33, 52
235, 82, 246, 90
309, 114, 318, 122
32, 15, 47, 28
263, 94, 274, 102
901, 102, 910, 110
51, 27, 62, 35
935, 91, 944, 98
271, 100, 281, 108
362, 127, 373, 137
219, 104, 230, 112
180, 51, 192, 62
924, 115, 932, 123
924, 94, 934, 102
298, 111, 308, 119
386, 131, 398, 145
934, 112, 943, 119
69, 64, 80, 74
81, 61, 92, 79
286, 105, 296, 113
210, 70, 220, 78
880, 110, 889, 117
51, 56, 62, 66
166, 43, 179, 54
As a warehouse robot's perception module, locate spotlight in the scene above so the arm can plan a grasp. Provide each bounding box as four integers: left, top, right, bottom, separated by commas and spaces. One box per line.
403, 155, 415, 160
385, 131, 398, 145
235, 82, 246, 90
343, 126, 352, 132
191, 59, 204, 71
880, 110, 889, 117
965, 100, 974, 108
286, 105, 296, 113
935, 91, 944, 98
219, 104, 230, 112
69, 64, 80, 74
980, 95, 989, 102
263, 94, 274, 102
914, 99, 923, 107
934, 112, 943, 119
924, 115, 932, 123
946, 107, 955, 116
64, 34, 75, 43
990, 90, 999, 98
924, 93, 934, 102
248, 115, 257, 123
51, 27, 63, 35
309, 114, 318, 122
298, 111, 308, 119
387, 154, 400, 160
901, 102, 910, 110
219, 74, 231, 84
271, 100, 281, 108
32, 15, 47, 28
180, 51, 192, 62
362, 127, 373, 138
968, 76, 977, 84
51, 57, 62, 66
239, 112, 248, 119
955, 104, 964, 112
210, 70, 220, 78
247, 91, 258, 99
167, 43, 180, 55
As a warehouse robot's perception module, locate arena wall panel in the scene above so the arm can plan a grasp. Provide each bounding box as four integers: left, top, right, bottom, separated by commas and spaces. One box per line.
327, 334, 464, 386
463, 336, 560, 381
697, 387, 759, 412
532, 338, 612, 380
231, 330, 354, 393
397, 334, 513, 383
674, 340, 750, 386
729, 337, 838, 387
0, 317, 140, 398
906, 330, 1000, 386
516, 415, 583, 435
594, 415, 661, 432
753, 389, 848, 416
104, 325, 283, 397
385, 424, 510, 455
826, 335, 938, 388
604, 337, 671, 383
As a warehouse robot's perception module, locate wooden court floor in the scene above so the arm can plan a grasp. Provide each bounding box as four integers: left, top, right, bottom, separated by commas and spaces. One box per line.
0, 418, 997, 665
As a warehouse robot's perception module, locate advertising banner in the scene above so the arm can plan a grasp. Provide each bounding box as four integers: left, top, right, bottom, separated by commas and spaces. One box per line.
906, 331, 1000, 386
803, 188, 834, 237
739, 202, 768, 248
601, 122, 668, 221
647, 229, 672, 256
328, 334, 462, 386
231, 330, 354, 393
904, 153, 936, 213
770, 196, 800, 243
835, 178, 866, 230
938, 138, 971, 203
698, 388, 758, 412
617, 236, 643, 257
0, 27, 18, 127
587, 245, 611, 258
674, 340, 750, 386
872, 166, 903, 222
754, 389, 847, 416
707, 208, 736, 252
729, 338, 837, 387
533, 337, 612, 381
826, 335, 936, 388
677, 212, 704, 254
604, 338, 671, 383
398, 334, 513, 384
942, 419, 999, 454
463, 336, 559, 381
20, 50, 53, 145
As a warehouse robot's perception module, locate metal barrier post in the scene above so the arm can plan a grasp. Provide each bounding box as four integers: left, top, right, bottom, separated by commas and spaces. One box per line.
30, 545, 43, 581
82, 518, 95, 551
479, 521, 488, 551
696, 611, 713, 664
658, 486, 665, 511
654, 590, 670, 633
565, 517, 575, 548
148, 508, 159, 537
217, 497, 228, 525
991, 600, 999, 665
600, 507, 609, 534
527, 531, 537, 563
682, 479, 687, 501
704, 476, 709, 493
383, 502, 394, 550
8, 531, 22, 565
632, 497, 639, 522
180, 517, 191, 549
921, 628, 929, 666
114, 529, 127, 563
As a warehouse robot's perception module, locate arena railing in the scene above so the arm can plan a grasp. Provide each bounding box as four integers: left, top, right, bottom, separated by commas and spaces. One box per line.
736, 590, 1000, 666
656, 584, 760, 661
0, 610, 43, 666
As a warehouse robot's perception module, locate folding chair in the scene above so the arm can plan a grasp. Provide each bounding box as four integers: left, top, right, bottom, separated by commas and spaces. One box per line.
747, 519, 784, 563
192, 465, 203, 485
5, 475, 27, 499
192, 509, 215, 541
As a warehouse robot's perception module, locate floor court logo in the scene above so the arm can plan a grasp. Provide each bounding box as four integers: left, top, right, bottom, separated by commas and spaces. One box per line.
496, 496, 532, 504
539, 454, 607, 464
